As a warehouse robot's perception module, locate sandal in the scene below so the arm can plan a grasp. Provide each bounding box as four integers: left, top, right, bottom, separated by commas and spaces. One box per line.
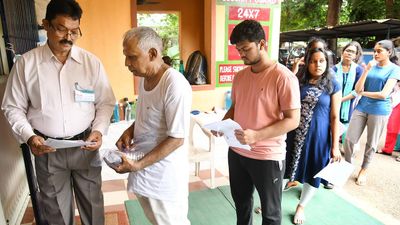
376, 150, 392, 156
324, 182, 334, 189
396, 156, 400, 162
284, 181, 299, 191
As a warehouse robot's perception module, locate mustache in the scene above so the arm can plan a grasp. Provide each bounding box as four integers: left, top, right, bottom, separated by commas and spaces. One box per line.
59, 39, 73, 45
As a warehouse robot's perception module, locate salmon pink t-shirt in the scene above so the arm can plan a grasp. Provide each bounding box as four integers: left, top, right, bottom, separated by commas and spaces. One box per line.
231, 62, 301, 161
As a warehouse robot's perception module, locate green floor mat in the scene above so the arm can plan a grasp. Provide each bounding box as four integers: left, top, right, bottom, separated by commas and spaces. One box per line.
188, 188, 237, 225
125, 185, 383, 225
124, 199, 151, 225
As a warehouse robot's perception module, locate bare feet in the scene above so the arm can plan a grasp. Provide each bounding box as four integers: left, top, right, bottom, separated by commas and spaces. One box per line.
356, 168, 367, 186
293, 204, 305, 224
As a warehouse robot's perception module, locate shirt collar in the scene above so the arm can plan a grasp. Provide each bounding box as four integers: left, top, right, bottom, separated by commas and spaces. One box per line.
70, 45, 82, 64
41, 43, 83, 64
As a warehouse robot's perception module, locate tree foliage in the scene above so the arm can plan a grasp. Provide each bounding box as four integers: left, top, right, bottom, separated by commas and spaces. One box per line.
281, 0, 400, 32
349, 0, 386, 21
281, 0, 329, 31
159, 14, 179, 45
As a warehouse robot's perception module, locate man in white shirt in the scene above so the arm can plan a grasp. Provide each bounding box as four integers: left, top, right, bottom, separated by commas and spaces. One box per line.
1, 0, 115, 224
113, 27, 192, 225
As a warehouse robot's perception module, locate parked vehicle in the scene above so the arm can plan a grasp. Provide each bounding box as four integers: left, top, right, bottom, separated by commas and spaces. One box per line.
278, 48, 289, 66
279, 47, 305, 69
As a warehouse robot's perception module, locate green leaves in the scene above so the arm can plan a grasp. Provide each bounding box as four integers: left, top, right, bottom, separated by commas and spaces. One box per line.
281, 0, 400, 32
281, 0, 329, 31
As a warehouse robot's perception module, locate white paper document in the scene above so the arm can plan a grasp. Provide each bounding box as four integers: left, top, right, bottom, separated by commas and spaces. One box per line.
45, 138, 95, 149
203, 119, 251, 150
313, 160, 355, 187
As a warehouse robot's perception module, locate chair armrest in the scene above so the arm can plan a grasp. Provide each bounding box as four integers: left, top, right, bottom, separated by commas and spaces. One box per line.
192, 115, 214, 138
191, 115, 216, 151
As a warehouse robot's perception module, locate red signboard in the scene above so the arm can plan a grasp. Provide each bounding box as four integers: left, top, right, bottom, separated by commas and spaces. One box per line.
219, 64, 247, 84
229, 6, 270, 21
228, 45, 241, 61
227, 24, 269, 61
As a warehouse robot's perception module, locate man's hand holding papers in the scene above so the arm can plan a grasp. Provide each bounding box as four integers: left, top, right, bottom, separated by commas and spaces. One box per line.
204, 119, 251, 150
44, 138, 96, 149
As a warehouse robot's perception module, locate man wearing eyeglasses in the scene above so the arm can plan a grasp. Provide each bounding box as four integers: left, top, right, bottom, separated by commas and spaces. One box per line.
1, 0, 115, 224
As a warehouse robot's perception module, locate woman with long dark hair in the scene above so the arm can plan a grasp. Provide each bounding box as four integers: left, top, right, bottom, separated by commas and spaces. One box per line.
292, 37, 328, 75
285, 48, 341, 224
344, 39, 400, 185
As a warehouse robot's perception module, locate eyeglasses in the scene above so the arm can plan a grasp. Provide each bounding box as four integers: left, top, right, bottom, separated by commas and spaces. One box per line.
49, 23, 82, 39
344, 49, 357, 54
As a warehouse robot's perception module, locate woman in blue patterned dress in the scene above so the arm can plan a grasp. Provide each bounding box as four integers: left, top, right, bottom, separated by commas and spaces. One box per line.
285, 48, 342, 224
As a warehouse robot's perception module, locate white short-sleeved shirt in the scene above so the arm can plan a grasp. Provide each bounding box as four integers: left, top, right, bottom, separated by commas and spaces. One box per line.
127, 68, 192, 201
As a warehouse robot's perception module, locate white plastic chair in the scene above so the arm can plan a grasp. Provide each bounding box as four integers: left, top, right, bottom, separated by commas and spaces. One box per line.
188, 114, 216, 188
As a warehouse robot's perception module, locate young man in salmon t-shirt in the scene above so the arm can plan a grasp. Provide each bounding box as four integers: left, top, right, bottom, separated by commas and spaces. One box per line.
218, 20, 301, 225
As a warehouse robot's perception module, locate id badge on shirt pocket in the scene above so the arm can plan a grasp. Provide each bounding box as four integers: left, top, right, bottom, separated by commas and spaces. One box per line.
74, 82, 95, 102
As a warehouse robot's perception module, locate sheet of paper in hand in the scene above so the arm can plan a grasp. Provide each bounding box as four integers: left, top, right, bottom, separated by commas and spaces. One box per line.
313, 160, 355, 187
44, 138, 95, 149
203, 119, 251, 150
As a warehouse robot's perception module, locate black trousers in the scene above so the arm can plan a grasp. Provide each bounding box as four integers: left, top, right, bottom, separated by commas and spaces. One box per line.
228, 149, 285, 225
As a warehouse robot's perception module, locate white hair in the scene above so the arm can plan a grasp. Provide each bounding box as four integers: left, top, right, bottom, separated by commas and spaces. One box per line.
123, 27, 163, 53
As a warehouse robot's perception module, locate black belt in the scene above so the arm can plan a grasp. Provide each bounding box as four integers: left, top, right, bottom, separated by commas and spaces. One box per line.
33, 128, 91, 141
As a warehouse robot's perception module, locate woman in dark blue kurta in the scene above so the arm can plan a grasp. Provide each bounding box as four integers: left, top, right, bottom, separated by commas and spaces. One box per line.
293, 79, 341, 187
285, 48, 342, 225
